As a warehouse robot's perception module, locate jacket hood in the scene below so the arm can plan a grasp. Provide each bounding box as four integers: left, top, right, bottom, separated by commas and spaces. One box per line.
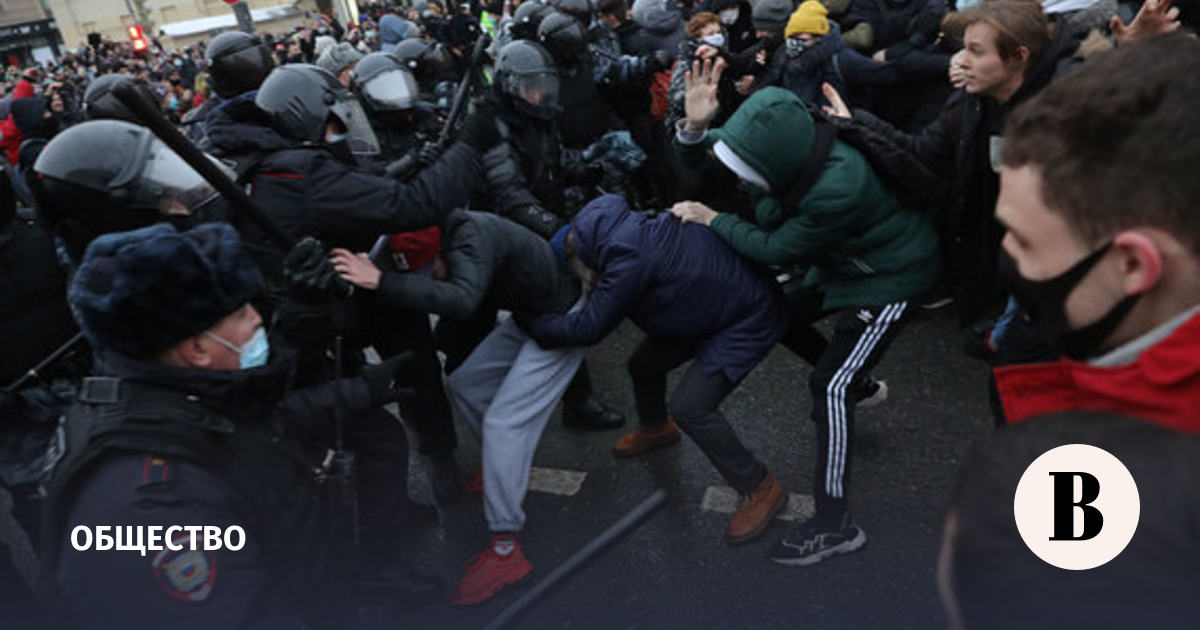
97, 347, 296, 426
10, 97, 51, 138
1010, 20, 1085, 107
205, 91, 298, 155
379, 15, 418, 49
634, 3, 683, 33
569, 193, 636, 269
709, 87, 815, 192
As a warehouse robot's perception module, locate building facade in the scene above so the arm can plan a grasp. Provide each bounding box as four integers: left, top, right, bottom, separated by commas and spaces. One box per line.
43, 0, 320, 55
0, 0, 63, 67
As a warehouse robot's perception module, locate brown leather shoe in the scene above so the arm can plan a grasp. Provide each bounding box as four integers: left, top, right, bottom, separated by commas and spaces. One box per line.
612, 418, 681, 458
725, 474, 786, 544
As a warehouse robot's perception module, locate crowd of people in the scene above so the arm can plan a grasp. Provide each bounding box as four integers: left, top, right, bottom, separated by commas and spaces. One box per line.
2, 0, 1199, 626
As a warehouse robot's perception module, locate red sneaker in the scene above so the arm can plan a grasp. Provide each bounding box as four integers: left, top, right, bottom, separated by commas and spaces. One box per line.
463, 468, 483, 494
451, 536, 533, 606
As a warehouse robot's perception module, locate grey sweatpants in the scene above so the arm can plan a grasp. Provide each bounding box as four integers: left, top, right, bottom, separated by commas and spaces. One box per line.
445, 309, 587, 532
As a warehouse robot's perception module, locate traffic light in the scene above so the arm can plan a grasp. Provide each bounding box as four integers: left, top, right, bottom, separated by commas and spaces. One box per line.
127, 25, 148, 52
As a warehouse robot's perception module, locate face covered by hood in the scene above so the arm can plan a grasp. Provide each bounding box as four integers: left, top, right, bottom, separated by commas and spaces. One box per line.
567, 193, 638, 271
707, 87, 816, 194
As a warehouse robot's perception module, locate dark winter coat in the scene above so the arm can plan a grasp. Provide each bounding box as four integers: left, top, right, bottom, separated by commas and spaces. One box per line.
677, 88, 939, 309
841, 0, 947, 52
477, 96, 569, 238
204, 96, 482, 253
45, 349, 375, 629
375, 210, 581, 319
524, 194, 789, 383
851, 20, 1083, 322
762, 25, 847, 106
623, 6, 687, 58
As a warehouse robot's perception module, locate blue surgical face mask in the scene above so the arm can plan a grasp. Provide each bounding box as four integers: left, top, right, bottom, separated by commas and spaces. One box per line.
719, 7, 739, 24
206, 326, 270, 369
701, 33, 725, 48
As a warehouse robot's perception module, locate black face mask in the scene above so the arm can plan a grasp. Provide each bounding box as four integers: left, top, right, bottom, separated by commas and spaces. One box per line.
997, 242, 1141, 360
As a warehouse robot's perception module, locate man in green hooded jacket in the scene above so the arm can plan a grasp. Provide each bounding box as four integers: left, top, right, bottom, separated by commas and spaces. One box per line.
671, 58, 939, 567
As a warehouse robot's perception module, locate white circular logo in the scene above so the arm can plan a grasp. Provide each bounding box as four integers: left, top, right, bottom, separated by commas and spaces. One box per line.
1012, 444, 1139, 571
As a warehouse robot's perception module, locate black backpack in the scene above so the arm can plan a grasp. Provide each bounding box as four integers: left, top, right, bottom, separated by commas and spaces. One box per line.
780, 105, 946, 216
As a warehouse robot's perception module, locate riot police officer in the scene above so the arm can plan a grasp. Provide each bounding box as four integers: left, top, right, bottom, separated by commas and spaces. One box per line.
391, 38, 458, 103
449, 40, 623, 430
42, 221, 425, 628
29, 119, 230, 266
182, 31, 276, 146
354, 52, 439, 163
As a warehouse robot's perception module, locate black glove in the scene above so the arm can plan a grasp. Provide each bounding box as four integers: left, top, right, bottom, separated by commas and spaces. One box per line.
284, 237, 352, 301
415, 140, 442, 167
650, 49, 672, 73
458, 101, 502, 151
359, 351, 418, 406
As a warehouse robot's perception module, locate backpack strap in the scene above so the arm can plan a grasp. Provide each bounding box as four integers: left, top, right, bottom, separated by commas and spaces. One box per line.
780, 115, 837, 218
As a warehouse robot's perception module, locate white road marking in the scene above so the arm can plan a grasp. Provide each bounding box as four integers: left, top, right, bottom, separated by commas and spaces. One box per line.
701, 486, 815, 522
529, 467, 587, 496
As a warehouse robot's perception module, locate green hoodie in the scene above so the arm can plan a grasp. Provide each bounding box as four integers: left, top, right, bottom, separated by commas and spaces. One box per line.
678, 87, 940, 309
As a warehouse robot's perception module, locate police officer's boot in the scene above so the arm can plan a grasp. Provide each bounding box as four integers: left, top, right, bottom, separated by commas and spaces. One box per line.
561, 362, 625, 431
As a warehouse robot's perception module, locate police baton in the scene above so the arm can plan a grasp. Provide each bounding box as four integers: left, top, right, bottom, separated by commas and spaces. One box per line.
482, 489, 668, 630
438, 32, 492, 148
110, 81, 295, 252
3, 331, 87, 393
383, 33, 491, 180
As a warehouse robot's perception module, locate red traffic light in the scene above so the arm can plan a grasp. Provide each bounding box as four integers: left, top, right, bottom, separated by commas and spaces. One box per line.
127, 25, 144, 40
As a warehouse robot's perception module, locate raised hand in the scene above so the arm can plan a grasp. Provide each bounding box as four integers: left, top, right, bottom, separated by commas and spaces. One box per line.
683, 56, 726, 132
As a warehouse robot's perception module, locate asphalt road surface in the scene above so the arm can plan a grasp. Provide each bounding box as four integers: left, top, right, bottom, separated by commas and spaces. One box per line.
1, 305, 995, 629
402, 306, 994, 629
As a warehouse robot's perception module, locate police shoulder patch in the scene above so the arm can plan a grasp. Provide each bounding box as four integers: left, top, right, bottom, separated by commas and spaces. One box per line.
150, 538, 217, 603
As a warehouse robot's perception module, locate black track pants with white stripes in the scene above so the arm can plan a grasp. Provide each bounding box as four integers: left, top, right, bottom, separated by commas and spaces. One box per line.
806, 302, 910, 527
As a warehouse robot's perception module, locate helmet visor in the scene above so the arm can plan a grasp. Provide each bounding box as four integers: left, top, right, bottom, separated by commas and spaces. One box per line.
329, 96, 382, 156
362, 69, 419, 111
513, 71, 559, 111
130, 140, 220, 215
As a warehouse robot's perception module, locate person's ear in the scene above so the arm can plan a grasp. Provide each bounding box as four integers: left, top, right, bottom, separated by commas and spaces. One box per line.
1015, 45, 1030, 67
175, 335, 217, 369
1112, 230, 1163, 296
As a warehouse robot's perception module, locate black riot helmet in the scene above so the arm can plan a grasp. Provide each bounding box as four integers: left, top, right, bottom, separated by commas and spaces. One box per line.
553, 0, 593, 21
494, 40, 560, 120
207, 31, 275, 98
354, 53, 420, 112
390, 39, 455, 88
255, 64, 380, 156
537, 12, 589, 65
30, 120, 226, 264
82, 74, 159, 123
511, 2, 555, 40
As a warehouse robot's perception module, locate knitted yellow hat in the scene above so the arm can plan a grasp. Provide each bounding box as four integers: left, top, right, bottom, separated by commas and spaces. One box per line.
785, 1, 830, 38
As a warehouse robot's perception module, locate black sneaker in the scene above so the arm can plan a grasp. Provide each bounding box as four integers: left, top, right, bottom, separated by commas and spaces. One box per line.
856, 378, 888, 408
768, 519, 867, 567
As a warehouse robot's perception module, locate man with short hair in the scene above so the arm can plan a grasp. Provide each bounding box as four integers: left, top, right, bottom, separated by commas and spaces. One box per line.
992, 32, 1200, 429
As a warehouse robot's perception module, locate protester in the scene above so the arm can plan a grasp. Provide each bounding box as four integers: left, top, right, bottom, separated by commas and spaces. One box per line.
671, 59, 938, 565
992, 32, 1200, 428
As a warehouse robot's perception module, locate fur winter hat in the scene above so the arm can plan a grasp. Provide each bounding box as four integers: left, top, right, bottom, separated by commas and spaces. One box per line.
69, 222, 263, 359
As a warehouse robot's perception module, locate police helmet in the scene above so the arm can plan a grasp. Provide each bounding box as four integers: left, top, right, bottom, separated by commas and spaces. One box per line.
512, 2, 555, 41
354, 53, 420, 112
390, 39, 455, 87
30, 120, 224, 264
82, 74, 159, 123
537, 12, 589, 65
255, 64, 380, 156
207, 31, 275, 99
494, 41, 560, 120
